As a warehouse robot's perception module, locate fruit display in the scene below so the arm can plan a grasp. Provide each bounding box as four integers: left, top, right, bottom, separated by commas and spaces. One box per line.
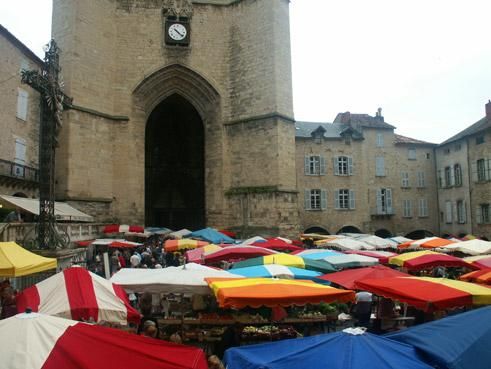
297, 311, 326, 319
233, 313, 268, 324
241, 325, 300, 341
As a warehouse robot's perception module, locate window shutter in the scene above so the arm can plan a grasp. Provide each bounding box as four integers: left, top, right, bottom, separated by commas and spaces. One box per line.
349, 190, 355, 209
471, 162, 478, 182
321, 190, 327, 210
376, 189, 382, 214
304, 156, 310, 175
453, 202, 458, 223
16, 89, 28, 121
304, 189, 311, 210
476, 206, 483, 224
386, 189, 393, 213
335, 190, 340, 209
450, 166, 455, 186
348, 157, 353, 175
14, 138, 27, 164
333, 157, 339, 175
320, 156, 326, 175
462, 201, 467, 223
376, 157, 385, 176
487, 159, 491, 181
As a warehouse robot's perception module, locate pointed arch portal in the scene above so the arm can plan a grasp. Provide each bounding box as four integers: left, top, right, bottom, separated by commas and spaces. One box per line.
145, 94, 205, 230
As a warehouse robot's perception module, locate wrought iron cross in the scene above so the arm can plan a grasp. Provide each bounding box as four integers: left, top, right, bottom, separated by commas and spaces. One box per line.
21, 40, 72, 249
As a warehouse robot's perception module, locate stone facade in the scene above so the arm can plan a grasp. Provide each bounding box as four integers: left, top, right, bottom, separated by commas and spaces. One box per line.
296, 111, 438, 237
0, 25, 41, 199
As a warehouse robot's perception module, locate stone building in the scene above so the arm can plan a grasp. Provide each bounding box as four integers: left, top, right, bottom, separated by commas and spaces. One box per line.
0, 25, 41, 199
296, 110, 438, 237
436, 101, 491, 240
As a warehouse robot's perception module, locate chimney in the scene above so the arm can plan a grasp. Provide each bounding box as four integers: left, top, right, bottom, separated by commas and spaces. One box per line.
375, 107, 384, 122
486, 100, 491, 119
341, 112, 351, 124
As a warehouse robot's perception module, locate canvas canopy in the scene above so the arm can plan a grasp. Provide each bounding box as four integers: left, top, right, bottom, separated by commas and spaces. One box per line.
0, 242, 57, 277
357, 235, 398, 249
320, 265, 408, 289
388, 250, 477, 271
0, 312, 208, 369
110, 263, 240, 294
189, 227, 235, 244
321, 238, 375, 251
444, 239, 491, 255
224, 328, 433, 369
229, 264, 324, 281
0, 194, 93, 222
398, 237, 457, 250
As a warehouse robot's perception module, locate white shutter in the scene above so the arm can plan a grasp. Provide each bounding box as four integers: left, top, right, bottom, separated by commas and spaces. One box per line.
471, 162, 478, 182
333, 157, 339, 175
450, 166, 455, 186
453, 202, 458, 223
304, 189, 311, 210
304, 156, 310, 175
376, 157, 385, 176
14, 138, 27, 164
445, 201, 452, 223
376, 189, 382, 214
321, 190, 327, 210
320, 156, 326, 175
476, 206, 483, 224
349, 190, 355, 209
335, 190, 340, 209
487, 159, 491, 181
16, 89, 28, 121
348, 157, 353, 175
386, 189, 393, 214
462, 201, 467, 223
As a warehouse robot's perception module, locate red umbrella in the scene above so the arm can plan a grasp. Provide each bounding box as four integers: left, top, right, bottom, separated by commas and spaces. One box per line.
319, 265, 408, 289
103, 224, 144, 234
75, 240, 95, 247
203, 246, 277, 264
252, 238, 303, 252
459, 269, 491, 285
109, 241, 141, 249
389, 251, 478, 271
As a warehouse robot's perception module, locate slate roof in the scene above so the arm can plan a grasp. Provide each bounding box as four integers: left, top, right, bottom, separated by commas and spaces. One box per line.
295, 121, 346, 138
440, 116, 491, 145
333, 112, 396, 130
394, 134, 436, 146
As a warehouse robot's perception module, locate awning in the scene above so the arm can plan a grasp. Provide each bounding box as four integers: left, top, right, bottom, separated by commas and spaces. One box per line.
0, 194, 93, 222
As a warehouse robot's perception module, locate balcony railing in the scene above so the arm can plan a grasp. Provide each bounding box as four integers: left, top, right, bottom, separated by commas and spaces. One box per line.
0, 158, 39, 183
370, 207, 395, 216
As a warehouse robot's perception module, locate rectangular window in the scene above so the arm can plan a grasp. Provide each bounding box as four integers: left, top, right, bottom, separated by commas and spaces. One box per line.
376, 133, 384, 147
444, 166, 452, 187
454, 164, 462, 187
401, 172, 409, 188
476, 135, 485, 145
417, 172, 425, 188
335, 189, 355, 210
445, 201, 453, 224
454, 143, 462, 151
375, 156, 385, 176
478, 204, 490, 224
408, 148, 417, 160
304, 189, 327, 210
419, 198, 428, 217
16, 88, 28, 121
376, 188, 393, 214
402, 199, 412, 218
457, 200, 466, 224
304, 155, 325, 176
334, 156, 353, 176
477, 159, 487, 182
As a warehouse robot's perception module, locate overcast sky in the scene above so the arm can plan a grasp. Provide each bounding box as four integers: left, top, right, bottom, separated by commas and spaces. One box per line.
1, 0, 490, 143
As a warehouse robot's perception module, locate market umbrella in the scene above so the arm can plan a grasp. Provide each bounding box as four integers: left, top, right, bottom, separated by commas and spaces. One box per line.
231, 253, 338, 273
205, 277, 354, 308
229, 264, 324, 282
321, 238, 375, 250
357, 235, 398, 249
0, 241, 57, 277
386, 306, 491, 369
389, 236, 412, 244
0, 312, 208, 369
17, 266, 141, 324
164, 239, 209, 252
251, 238, 303, 252
459, 269, 491, 284
388, 250, 477, 271
224, 328, 433, 369
292, 249, 343, 259
321, 254, 379, 269
185, 244, 223, 263
189, 227, 235, 244
355, 276, 491, 312
320, 265, 408, 289
110, 263, 241, 295
203, 245, 278, 264
103, 224, 144, 234
108, 240, 142, 249
463, 255, 491, 269
398, 237, 457, 250
344, 250, 397, 264
444, 239, 491, 256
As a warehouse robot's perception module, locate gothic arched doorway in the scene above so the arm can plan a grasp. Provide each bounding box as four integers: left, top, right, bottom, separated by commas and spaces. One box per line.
145, 94, 205, 230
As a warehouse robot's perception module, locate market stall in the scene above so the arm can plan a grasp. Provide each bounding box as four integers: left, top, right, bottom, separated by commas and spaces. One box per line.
388, 250, 478, 271
202, 246, 278, 265
189, 227, 235, 244
164, 239, 209, 252
398, 237, 457, 250
229, 264, 324, 282
320, 265, 408, 289
444, 239, 491, 255
344, 250, 397, 264
231, 253, 337, 273
463, 255, 491, 269
459, 269, 491, 284
0, 241, 57, 277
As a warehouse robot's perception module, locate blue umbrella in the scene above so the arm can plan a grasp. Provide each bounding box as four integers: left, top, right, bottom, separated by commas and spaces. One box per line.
298, 250, 343, 260
189, 227, 235, 244
229, 264, 327, 283
386, 306, 491, 369
224, 328, 433, 369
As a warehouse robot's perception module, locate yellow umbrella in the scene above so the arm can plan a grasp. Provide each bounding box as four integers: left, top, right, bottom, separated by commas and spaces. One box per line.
0, 242, 57, 277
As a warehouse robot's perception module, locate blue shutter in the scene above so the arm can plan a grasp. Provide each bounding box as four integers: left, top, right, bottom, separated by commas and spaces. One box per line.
304, 189, 311, 210
349, 190, 355, 209
304, 156, 310, 175
321, 190, 327, 210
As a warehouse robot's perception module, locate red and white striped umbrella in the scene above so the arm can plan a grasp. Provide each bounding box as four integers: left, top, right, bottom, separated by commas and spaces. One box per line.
0, 312, 208, 369
103, 224, 144, 234
17, 266, 141, 325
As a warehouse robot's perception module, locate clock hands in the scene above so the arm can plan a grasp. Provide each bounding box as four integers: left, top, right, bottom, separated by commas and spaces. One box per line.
174, 29, 184, 37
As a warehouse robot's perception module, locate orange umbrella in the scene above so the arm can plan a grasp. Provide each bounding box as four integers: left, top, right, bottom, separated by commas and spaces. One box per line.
164, 239, 208, 252
205, 277, 355, 308
398, 237, 457, 250
460, 269, 491, 285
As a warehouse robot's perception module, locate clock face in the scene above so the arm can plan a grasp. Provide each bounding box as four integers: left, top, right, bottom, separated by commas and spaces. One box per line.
168, 23, 187, 41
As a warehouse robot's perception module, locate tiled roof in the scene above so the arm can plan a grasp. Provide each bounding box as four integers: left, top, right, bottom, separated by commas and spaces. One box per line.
333, 112, 396, 130
0, 24, 43, 66
440, 116, 491, 145
394, 134, 436, 146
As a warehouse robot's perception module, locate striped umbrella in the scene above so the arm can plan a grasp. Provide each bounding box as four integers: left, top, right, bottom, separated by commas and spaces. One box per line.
320, 265, 408, 289
229, 264, 324, 281
185, 244, 223, 263
164, 239, 209, 252
464, 255, 491, 269
398, 237, 457, 250
205, 277, 355, 308
356, 276, 491, 312
389, 251, 477, 271
16, 266, 141, 324
321, 254, 379, 269
231, 253, 337, 273
344, 250, 397, 264
460, 269, 491, 285
445, 240, 491, 256
103, 224, 144, 234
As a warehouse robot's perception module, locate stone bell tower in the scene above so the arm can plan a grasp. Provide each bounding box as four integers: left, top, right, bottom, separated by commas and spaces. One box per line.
52, 0, 299, 237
